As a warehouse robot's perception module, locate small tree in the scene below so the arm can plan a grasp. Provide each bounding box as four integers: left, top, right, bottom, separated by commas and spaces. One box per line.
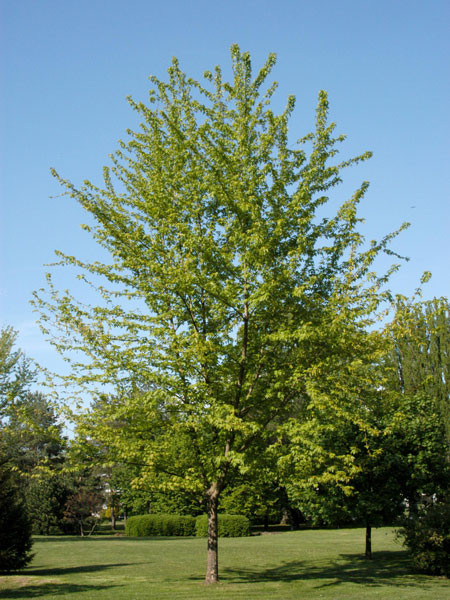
280, 324, 396, 557
283, 297, 450, 558
63, 473, 105, 536
35, 46, 406, 583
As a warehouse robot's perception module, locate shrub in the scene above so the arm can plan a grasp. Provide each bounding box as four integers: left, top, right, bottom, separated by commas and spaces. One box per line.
195, 514, 250, 537
0, 463, 34, 572
398, 501, 450, 577
125, 514, 196, 537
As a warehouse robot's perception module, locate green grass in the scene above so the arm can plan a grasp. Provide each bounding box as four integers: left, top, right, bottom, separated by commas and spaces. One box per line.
0, 528, 448, 599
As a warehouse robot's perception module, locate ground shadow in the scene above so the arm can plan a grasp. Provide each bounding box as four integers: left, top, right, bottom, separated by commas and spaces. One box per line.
220, 550, 435, 590
0, 582, 119, 599
34, 535, 195, 543
24, 562, 143, 577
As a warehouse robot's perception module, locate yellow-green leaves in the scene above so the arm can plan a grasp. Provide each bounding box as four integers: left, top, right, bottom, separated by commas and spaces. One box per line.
36, 46, 409, 532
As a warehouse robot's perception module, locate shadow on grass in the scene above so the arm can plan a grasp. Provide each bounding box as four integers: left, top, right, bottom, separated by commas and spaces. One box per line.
221, 550, 436, 589
24, 563, 143, 577
0, 562, 132, 598
34, 535, 195, 543
0, 581, 119, 598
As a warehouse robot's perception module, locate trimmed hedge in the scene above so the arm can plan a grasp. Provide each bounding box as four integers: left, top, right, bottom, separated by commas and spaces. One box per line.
195, 514, 250, 538
125, 514, 196, 537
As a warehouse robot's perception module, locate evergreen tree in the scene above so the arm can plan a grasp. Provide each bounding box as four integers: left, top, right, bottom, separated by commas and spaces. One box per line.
26, 472, 73, 535
0, 457, 33, 572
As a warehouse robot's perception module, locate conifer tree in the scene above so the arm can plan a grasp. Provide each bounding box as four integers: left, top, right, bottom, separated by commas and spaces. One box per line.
0, 457, 34, 572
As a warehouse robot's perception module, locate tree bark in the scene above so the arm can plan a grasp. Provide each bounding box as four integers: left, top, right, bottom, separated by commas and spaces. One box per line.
205, 490, 219, 584
280, 508, 291, 526
365, 519, 372, 559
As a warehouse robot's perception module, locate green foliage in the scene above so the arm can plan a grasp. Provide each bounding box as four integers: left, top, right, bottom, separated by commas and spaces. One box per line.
389, 297, 450, 446
62, 469, 105, 536
283, 297, 450, 557
398, 502, 450, 577
125, 513, 249, 538
110, 464, 205, 517
195, 514, 250, 537
219, 480, 296, 526
0, 326, 72, 538
26, 472, 73, 535
0, 459, 34, 573
0, 326, 36, 421
288, 393, 449, 528
280, 326, 392, 519
125, 514, 196, 537
387, 393, 450, 506
137, 488, 204, 517
3, 391, 66, 476
2, 391, 70, 535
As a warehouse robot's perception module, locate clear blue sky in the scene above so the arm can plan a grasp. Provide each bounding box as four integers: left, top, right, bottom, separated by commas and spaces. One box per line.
1, 0, 449, 375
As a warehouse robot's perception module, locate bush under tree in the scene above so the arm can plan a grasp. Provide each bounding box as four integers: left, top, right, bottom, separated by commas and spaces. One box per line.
398, 501, 450, 577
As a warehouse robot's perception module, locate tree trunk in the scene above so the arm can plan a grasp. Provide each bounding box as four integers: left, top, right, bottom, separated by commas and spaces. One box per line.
365, 519, 372, 559
280, 508, 290, 525
205, 491, 219, 584
111, 510, 116, 530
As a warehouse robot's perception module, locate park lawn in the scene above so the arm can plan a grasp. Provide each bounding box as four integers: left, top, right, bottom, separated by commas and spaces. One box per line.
0, 527, 448, 599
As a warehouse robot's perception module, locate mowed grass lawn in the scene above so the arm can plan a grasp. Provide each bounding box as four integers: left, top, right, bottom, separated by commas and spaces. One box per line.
0, 527, 448, 599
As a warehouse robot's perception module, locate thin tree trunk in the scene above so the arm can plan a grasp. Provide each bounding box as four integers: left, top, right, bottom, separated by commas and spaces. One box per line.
365, 519, 372, 559
205, 491, 219, 584
87, 518, 99, 537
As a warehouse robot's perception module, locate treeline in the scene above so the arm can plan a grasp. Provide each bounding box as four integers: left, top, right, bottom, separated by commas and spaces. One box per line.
1, 297, 449, 574
0, 328, 106, 571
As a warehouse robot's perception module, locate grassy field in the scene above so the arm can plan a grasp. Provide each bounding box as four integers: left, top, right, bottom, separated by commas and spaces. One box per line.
0, 527, 448, 599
